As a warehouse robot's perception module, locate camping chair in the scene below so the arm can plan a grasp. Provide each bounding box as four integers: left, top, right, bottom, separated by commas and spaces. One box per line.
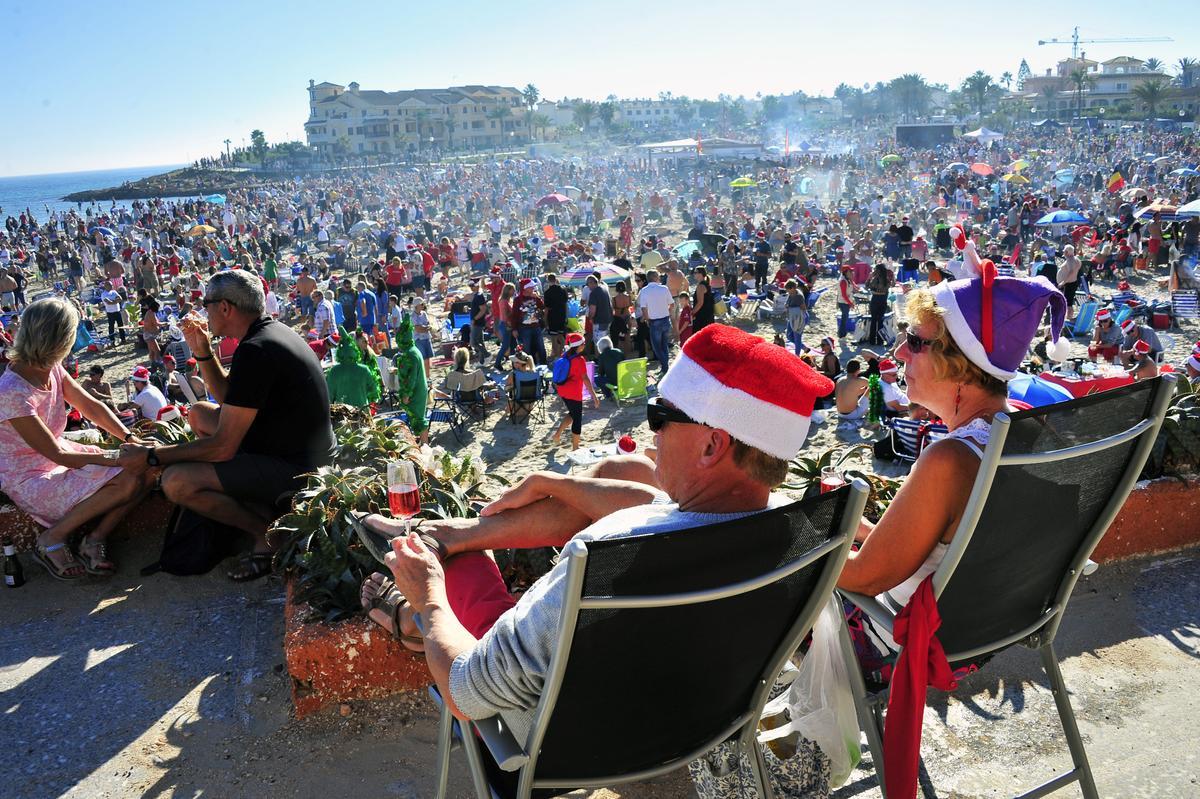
880, 418, 949, 463
508, 373, 546, 424
839, 375, 1176, 799
605, 357, 649, 406
806, 286, 830, 314
430, 482, 869, 799
1171, 289, 1199, 321
756, 292, 788, 321
1068, 299, 1097, 339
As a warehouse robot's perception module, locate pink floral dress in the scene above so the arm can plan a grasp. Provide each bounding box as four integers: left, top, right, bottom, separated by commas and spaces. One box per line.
0, 364, 121, 526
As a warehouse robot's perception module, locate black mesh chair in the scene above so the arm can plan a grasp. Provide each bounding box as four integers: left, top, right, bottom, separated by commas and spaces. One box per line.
508, 373, 546, 424
839, 375, 1177, 799
431, 481, 869, 799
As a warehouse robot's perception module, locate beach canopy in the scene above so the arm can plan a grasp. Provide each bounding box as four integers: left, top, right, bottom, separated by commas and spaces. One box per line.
1133, 201, 1185, 221
970, 162, 994, 176
1169, 168, 1199, 177
1152, 156, 1172, 165
204, 193, 226, 205
963, 127, 1005, 143
535, 193, 571, 207
348, 220, 380, 237
1035, 210, 1088, 225
558, 262, 631, 287
1031, 119, 1062, 128
729, 176, 757, 188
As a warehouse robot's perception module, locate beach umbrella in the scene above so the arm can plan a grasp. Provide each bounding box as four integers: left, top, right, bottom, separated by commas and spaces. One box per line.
203, 194, 226, 205
1152, 156, 1172, 165
558, 262, 631, 287
1176, 198, 1200, 217
1169, 168, 1200, 177
945, 162, 970, 172
1009, 159, 1030, 172
560, 185, 581, 199
348, 220, 379, 237
1133, 202, 1184, 222
1002, 173, 1030, 184
535, 193, 571, 207
970, 162, 994, 176
1035, 210, 1088, 225
88, 225, 116, 237
730, 176, 758, 188
185, 224, 218, 236
1053, 168, 1076, 183
1138, 153, 1158, 161
1008, 374, 1073, 407
880, 154, 902, 166
673, 240, 703, 260
1120, 187, 1149, 201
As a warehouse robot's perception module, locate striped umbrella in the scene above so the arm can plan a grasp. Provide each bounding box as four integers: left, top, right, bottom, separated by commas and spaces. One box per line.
1133, 202, 1184, 222
558, 262, 631, 287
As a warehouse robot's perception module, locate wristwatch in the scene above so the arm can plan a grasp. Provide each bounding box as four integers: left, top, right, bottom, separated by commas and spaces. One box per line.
146, 448, 161, 467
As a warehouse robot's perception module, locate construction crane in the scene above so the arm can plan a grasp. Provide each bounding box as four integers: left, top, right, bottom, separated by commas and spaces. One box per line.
1038, 27, 1171, 60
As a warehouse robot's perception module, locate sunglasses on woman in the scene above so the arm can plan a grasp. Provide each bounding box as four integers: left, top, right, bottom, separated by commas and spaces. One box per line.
905, 330, 936, 354
646, 397, 703, 432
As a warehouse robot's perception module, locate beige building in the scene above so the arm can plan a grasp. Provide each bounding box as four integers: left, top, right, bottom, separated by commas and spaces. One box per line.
304, 80, 528, 155
1020, 57, 1170, 117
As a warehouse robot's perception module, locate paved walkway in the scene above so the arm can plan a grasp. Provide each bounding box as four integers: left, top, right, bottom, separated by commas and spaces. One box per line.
2, 533, 1196, 798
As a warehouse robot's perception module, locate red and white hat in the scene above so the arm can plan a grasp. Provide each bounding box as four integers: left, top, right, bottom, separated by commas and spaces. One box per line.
657, 324, 834, 460
1120, 317, 1137, 335
1095, 308, 1112, 323
564, 331, 585, 350
131, 365, 151, 382
1191, 341, 1200, 357
878, 358, 899, 374
1133, 339, 1151, 355
1187, 355, 1200, 373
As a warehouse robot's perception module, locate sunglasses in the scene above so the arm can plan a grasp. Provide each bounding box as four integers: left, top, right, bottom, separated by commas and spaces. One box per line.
201, 297, 223, 308
646, 397, 704, 432
905, 330, 936, 354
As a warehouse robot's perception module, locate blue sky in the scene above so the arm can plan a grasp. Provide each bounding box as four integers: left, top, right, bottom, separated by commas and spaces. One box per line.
2, 0, 1196, 176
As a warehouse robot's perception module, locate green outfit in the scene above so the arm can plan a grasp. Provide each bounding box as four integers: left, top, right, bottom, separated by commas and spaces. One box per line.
393, 315, 429, 433
263, 257, 278, 282
326, 327, 380, 408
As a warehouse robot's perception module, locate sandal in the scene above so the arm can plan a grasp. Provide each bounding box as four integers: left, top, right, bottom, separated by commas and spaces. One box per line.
77, 537, 116, 576
227, 551, 274, 582
34, 539, 86, 581
362, 573, 425, 652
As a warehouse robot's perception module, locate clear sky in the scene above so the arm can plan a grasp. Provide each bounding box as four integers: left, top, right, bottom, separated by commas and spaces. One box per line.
2, 0, 1197, 177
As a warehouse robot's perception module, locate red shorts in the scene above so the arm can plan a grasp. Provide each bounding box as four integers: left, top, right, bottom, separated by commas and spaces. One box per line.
1089, 344, 1119, 362
1148, 238, 1161, 255
441, 552, 518, 638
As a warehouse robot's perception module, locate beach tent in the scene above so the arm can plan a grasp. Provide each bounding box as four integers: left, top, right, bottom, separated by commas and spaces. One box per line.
962, 127, 1005, 144
1031, 119, 1062, 129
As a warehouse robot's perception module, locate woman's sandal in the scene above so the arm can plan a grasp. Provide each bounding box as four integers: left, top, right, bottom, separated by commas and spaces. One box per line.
364, 575, 426, 652
77, 538, 116, 576
227, 552, 274, 582
33, 540, 86, 581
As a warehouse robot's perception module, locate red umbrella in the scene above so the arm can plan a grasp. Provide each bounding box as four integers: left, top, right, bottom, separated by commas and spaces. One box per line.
536, 193, 572, 207
970, 163, 994, 176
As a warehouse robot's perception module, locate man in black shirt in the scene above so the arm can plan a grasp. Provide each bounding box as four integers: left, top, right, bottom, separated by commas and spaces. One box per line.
121, 270, 336, 581
542, 273, 569, 360
469, 281, 489, 361
896, 217, 914, 260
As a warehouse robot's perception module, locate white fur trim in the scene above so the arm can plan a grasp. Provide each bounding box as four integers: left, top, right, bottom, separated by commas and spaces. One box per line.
931, 281, 1017, 381
1188, 355, 1200, 372
1049, 337, 1072, 363
658, 353, 810, 460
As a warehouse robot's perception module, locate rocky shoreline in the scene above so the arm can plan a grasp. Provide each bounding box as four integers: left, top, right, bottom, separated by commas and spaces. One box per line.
62, 166, 269, 202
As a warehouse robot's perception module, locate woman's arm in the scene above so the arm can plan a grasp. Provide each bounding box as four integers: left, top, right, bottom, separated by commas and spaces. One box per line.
9, 414, 135, 470
62, 372, 132, 441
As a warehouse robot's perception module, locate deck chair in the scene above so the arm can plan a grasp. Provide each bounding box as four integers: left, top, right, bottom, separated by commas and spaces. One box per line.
1172, 289, 1199, 320
880, 418, 949, 463
1068, 299, 1097, 339
605, 357, 649, 406
839, 375, 1176, 799
508, 373, 546, 424
430, 482, 869, 799
806, 286, 830, 312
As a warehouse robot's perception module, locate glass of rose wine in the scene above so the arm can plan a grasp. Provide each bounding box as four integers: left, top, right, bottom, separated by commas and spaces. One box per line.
819, 466, 847, 494
387, 460, 421, 535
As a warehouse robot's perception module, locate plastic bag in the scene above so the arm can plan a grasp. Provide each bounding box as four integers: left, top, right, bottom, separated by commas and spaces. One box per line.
758, 598, 861, 787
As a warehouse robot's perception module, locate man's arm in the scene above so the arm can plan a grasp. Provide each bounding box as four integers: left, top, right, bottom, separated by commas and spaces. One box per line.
124, 403, 257, 465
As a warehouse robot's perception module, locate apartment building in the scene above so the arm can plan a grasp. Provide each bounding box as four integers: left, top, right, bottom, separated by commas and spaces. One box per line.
304, 81, 527, 155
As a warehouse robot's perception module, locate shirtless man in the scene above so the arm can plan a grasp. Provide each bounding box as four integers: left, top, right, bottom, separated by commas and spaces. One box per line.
664, 259, 688, 340
835, 358, 869, 421
295, 266, 317, 324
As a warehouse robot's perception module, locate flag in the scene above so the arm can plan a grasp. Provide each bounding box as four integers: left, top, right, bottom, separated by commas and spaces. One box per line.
1006, 240, 1021, 265
696, 131, 703, 155
1107, 171, 1125, 193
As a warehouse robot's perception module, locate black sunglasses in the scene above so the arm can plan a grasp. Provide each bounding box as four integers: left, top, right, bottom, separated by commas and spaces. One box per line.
646, 397, 704, 432
905, 330, 936, 354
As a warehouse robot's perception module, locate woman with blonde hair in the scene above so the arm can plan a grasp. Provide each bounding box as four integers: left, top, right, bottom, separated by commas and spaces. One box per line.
0, 298, 155, 579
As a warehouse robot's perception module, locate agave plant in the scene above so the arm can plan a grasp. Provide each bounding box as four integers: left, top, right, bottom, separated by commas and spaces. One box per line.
785, 443, 903, 522
1144, 380, 1200, 479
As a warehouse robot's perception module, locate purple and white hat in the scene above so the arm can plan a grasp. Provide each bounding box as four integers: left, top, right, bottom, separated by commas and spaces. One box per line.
930, 259, 1068, 380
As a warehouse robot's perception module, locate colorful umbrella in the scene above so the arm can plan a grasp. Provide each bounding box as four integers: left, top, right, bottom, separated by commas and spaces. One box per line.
184, 224, 218, 236
880, 154, 902, 166
558, 262, 631, 287
535, 193, 572, 207
1002, 173, 1030, 184
970, 163, 994, 176
1009, 159, 1030, 172
1120, 187, 1149, 201
203, 194, 226, 205
1035, 210, 1088, 225
730, 176, 757, 188
1176, 198, 1200, 217
1152, 156, 1172, 165
946, 162, 970, 172
1133, 202, 1181, 222
1169, 168, 1200, 177
1008, 374, 1073, 407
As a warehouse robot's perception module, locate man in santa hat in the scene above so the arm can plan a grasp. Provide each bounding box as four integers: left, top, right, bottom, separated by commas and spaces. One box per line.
1117, 317, 1162, 367
357, 324, 833, 737
1185, 350, 1200, 392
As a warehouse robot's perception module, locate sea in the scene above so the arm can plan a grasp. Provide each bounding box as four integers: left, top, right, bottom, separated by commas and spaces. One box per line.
0, 164, 189, 223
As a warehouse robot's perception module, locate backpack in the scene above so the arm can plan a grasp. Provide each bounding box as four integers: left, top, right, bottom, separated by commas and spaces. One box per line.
140, 505, 241, 576
551, 352, 575, 385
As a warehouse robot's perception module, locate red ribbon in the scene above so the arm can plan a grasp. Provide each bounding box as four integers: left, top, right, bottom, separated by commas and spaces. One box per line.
980, 259, 996, 353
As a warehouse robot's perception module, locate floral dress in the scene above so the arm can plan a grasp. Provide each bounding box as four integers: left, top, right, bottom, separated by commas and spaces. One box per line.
0, 364, 121, 526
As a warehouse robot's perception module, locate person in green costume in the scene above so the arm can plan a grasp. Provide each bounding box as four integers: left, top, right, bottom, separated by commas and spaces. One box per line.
393, 314, 429, 441
355, 330, 383, 387
326, 326, 380, 408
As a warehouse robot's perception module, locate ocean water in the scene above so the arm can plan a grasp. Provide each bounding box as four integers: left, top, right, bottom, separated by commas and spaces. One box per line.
0, 164, 188, 222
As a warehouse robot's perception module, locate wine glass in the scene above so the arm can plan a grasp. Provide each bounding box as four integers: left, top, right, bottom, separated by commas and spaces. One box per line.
820, 466, 846, 494
386, 460, 421, 537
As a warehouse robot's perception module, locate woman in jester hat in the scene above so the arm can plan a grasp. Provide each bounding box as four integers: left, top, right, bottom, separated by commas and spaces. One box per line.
325, 326, 380, 409
393, 314, 429, 441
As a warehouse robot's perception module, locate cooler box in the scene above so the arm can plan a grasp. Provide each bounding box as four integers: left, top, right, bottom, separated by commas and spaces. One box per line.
1151, 312, 1170, 330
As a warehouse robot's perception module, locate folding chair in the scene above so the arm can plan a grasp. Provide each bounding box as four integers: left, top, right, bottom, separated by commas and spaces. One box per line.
1068, 299, 1097, 339
508, 374, 546, 424
839, 375, 1176, 799
880, 418, 949, 463
1171, 289, 1199, 320
605, 357, 649, 406
431, 482, 869, 799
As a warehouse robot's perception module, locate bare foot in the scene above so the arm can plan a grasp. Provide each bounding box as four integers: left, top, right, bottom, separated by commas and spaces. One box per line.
359, 571, 424, 651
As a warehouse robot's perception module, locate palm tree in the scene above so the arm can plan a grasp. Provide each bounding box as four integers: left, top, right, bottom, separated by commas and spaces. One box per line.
529, 113, 551, 142
888, 73, 931, 121
1038, 83, 1060, 119
596, 101, 617, 131
960, 71, 995, 117
521, 83, 540, 144
486, 105, 512, 146
1132, 79, 1169, 118
1000, 71, 1013, 90
1144, 57, 1164, 73
1068, 68, 1094, 116
573, 101, 596, 132
1177, 57, 1198, 88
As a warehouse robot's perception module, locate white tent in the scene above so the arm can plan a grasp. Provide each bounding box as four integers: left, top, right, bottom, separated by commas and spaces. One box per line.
963, 127, 1005, 144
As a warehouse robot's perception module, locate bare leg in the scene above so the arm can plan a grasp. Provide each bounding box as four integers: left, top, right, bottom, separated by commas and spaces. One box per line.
160, 463, 272, 543
39, 470, 142, 573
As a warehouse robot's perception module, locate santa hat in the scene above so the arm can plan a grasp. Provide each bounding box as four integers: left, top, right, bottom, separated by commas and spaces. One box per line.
564, 332, 585, 350
657, 324, 834, 460
156, 405, 182, 423
930, 258, 1068, 380
1120, 317, 1137, 335
946, 223, 981, 280
519, 278, 535, 290
1095, 308, 1112, 323
1190, 341, 1200, 357
878, 358, 899, 374
131, 366, 151, 383
1133, 339, 1152, 355
1187, 355, 1200, 372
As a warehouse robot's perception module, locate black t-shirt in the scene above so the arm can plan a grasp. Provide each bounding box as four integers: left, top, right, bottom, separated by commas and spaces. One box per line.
587, 285, 613, 326
543, 285, 568, 332
470, 292, 488, 324
223, 318, 336, 469
897, 224, 914, 244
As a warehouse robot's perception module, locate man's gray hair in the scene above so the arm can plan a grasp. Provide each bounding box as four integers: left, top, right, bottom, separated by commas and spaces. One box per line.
206, 270, 265, 315
596, 336, 612, 353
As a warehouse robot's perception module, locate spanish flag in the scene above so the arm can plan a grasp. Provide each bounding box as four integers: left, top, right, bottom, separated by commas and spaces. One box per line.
696, 131, 703, 155
1106, 171, 1125, 193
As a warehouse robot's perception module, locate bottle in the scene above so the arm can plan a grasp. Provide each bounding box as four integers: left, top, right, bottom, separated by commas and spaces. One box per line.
4, 540, 25, 588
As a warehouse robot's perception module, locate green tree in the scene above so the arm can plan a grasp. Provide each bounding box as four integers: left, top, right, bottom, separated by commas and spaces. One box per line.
761, 95, 786, 121
1068, 68, 1094, 116
1038, 83, 1060, 118
529, 113, 551, 142
1144, 57, 1164, 73
1000, 71, 1013, 90
486, 105, 512, 146
1177, 57, 1198, 88
521, 83, 540, 143
1132, 79, 1169, 118
250, 129, 267, 162
573, 101, 596, 131
960, 71, 995, 117
888, 74, 931, 121
596, 101, 618, 130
